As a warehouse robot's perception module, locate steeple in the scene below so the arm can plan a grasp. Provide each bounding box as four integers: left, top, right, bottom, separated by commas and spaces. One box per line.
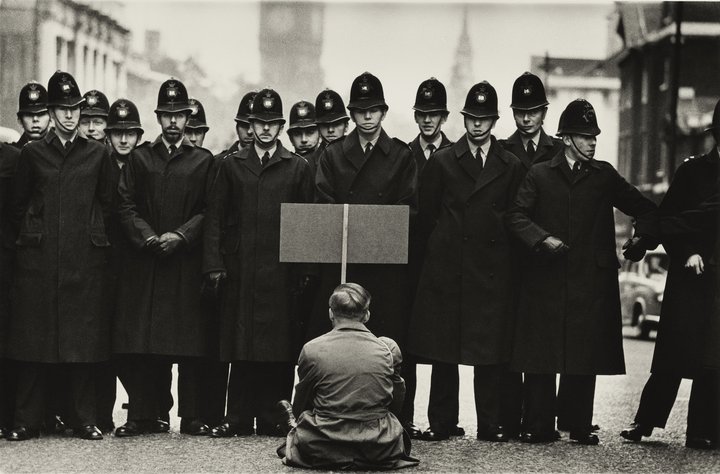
448, 5, 475, 137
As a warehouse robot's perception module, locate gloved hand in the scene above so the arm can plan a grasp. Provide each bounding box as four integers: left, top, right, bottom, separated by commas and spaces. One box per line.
537, 236, 570, 256
685, 254, 704, 275
201, 271, 227, 300
156, 232, 184, 258
622, 236, 646, 262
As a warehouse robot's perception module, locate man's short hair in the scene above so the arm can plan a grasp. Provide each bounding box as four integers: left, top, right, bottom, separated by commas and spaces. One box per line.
329, 283, 371, 320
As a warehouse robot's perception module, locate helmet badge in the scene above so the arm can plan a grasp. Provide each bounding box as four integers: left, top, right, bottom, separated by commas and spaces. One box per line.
87, 94, 98, 106
117, 101, 129, 118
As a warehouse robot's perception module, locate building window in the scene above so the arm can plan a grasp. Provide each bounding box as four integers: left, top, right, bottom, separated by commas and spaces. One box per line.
56, 37, 64, 70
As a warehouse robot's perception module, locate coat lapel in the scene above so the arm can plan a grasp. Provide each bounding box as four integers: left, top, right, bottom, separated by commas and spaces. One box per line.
550, 151, 574, 185
237, 146, 262, 177
454, 138, 481, 181
342, 130, 366, 171
262, 141, 292, 172
472, 138, 507, 195
505, 131, 531, 169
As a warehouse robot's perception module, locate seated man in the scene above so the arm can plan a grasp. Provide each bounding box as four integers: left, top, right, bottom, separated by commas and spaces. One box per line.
277, 283, 419, 470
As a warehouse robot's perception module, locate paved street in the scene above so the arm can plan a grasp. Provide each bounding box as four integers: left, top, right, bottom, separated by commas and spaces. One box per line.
2, 334, 719, 473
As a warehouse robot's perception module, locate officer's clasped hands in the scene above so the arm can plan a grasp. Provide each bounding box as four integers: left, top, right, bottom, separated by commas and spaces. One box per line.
537, 235, 570, 256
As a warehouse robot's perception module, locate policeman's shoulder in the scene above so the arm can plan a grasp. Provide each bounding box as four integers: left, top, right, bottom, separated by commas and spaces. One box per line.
392, 137, 412, 150
193, 145, 214, 158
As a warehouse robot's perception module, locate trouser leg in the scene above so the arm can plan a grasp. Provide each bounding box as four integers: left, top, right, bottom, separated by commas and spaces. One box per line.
634, 372, 682, 429
177, 357, 202, 420
154, 357, 173, 422
522, 373, 556, 435
474, 364, 503, 435
255, 362, 295, 432
500, 370, 523, 436
13, 361, 47, 430
399, 355, 417, 426
65, 363, 97, 428
559, 374, 596, 436
427, 361, 459, 433
199, 359, 229, 427
123, 355, 161, 422
0, 358, 17, 429
687, 369, 720, 441
94, 360, 116, 430
224, 361, 254, 429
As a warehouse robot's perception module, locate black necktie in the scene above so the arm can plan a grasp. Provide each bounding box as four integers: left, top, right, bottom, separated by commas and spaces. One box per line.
168, 144, 177, 156
526, 140, 535, 160
426, 143, 436, 158
572, 161, 581, 174
261, 151, 270, 167
364, 142, 373, 159
475, 148, 484, 170
63, 140, 72, 154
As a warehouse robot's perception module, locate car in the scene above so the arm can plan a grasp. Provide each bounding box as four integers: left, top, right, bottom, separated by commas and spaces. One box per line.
619, 246, 668, 339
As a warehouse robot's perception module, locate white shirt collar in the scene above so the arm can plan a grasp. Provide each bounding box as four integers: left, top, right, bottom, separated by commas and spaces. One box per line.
419, 134, 443, 153
564, 152, 578, 170
161, 136, 183, 153
358, 134, 380, 152
255, 142, 277, 163
466, 136, 491, 163
521, 131, 541, 151
57, 131, 78, 147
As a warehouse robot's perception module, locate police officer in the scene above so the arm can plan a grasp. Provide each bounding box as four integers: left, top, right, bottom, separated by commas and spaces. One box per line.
217, 91, 257, 160
505, 99, 658, 445
78, 90, 109, 142
409, 81, 524, 442
204, 88, 314, 438
114, 78, 214, 437
11, 81, 51, 149
308, 72, 417, 384
409, 77, 452, 173
402, 77, 454, 440
620, 99, 720, 449
314, 88, 350, 150
0, 121, 21, 438
7, 71, 114, 441
287, 100, 321, 175
185, 98, 210, 147
498, 72, 564, 438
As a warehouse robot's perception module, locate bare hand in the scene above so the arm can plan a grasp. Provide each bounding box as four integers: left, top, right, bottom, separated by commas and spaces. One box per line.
685, 254, 704, 275
538, 236, 570, 255
156, 232, 184, 257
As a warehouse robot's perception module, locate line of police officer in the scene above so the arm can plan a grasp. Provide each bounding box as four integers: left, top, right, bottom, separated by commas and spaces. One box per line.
0, 68, 717, 450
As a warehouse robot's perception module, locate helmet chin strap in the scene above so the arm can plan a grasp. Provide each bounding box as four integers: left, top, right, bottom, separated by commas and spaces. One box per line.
570, 135, 593, 161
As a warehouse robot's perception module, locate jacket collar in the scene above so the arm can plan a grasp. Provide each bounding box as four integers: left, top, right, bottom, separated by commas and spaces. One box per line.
549, 150, 601, 170
332, 320, 371, 333
342, 128, 392, 155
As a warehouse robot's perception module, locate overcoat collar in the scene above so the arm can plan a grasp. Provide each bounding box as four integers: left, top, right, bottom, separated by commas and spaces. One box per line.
44, 128, 86, 156
454, 135, 508, 195
332, 320, 371, 333
232, 140, 293, 177
507, 129, 556, 167
341, 128, 392, 170
549, 150, 600, 185
151, 134, 193, 160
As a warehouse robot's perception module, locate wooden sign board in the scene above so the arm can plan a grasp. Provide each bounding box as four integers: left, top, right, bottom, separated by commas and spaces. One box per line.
279, 203, 409, 264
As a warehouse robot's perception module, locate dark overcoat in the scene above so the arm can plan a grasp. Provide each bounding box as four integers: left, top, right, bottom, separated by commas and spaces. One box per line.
203, 143, 314, 362
114, 136, 213, 357
305, 129, 417, 345
408, 137, 524, 365
408, 132, 452, 174
0, 143, 20, 356
498, 129, 563, 173
505, 153, 658, 375
8, 131, 114, 363
651, 149, 719, 377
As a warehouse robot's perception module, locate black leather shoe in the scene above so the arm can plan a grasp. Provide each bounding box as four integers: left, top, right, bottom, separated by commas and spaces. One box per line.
620, 422, 652, 442
570, 432, 599, 445
180, 418, 210, 436
0, 426, 8, 439
477, 430, 509, 442
450, 425, 465, 437
686, 437, 716, 450
558, 422, 601, 432
7, 426, 39, 441
98, 422, 115, 435
150, 419, 170, 433
73, 425, 103, 440
275, 400, 297, 435
420, 428, 450, 441
45, 415, 67, 435
115, 421, 143, 437
210, 422, 253, 438
402, 422, 423, 439
520, 431, 559, 443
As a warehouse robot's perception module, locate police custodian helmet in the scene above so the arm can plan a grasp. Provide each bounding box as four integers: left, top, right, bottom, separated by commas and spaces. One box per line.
187, 98, 209, 131
315, 89, 348, 124
235, 91, 257, 124
288, 101, 317, 131
461, 81, 499, 119
249, 88, 285, 123
347, 72, 387, 111
557, 99, 601, 136
413, 77, 448, 114
105, 99, 144, 135
510, 72, 549, 111
17, 81, 48, 116
155, 78, 193, 114
81, 90, 110, 117
47, 71, 84, 108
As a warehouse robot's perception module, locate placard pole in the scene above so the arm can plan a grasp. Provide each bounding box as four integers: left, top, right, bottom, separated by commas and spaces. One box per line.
340, 203, 349, 284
